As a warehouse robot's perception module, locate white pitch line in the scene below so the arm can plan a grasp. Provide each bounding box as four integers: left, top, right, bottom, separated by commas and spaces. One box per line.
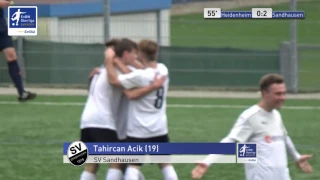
0, 101, 84, 106
0, 101, 319, 110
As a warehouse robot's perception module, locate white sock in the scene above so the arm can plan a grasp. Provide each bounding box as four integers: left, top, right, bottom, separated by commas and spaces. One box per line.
105, 168, 123, 180
80, 171, 96, 180
161, 165, 178, 180
124, 167, 140, 180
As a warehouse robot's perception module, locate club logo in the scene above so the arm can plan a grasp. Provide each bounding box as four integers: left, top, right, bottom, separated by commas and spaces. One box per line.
67, 141, 88, 166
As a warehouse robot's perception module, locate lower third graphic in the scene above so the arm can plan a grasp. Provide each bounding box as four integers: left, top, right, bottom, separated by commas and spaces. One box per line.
237, 143, 257, 163
8, 6, 38, 36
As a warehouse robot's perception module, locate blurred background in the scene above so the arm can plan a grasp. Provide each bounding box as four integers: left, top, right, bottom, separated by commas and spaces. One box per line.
0, 0, 319, 93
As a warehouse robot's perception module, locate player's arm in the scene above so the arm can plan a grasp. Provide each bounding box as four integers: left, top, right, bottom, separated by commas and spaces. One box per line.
284, 135, 301, 161
112, 58, 144, 74
0, 0, 10, 8
104, 47, 118, 80
113, 58, 131, 74
104, 47, 115, 67
203, 117, 252, 166
279, 117, 312, 173
191, 136, 237, 180
281, 124, 301, 161
130, 59, 144, 69
108, 57, 164, 99
283, 122, 313, 173
123, 75, 166, 100
285, 135, 313, 173
106, 54, 123, 87
192, 117, 253, 179
107, 58, 143, 89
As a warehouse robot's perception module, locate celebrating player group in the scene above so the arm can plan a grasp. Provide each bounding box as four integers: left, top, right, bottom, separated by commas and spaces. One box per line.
79, 38, 178, 180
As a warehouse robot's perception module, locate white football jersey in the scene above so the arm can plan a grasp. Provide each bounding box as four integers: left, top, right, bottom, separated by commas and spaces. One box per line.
80, 67, 122, 130
114, 66, 137, 140
118, 63, 169, 138
227, 105, 290, 180
115, 94, 129, 140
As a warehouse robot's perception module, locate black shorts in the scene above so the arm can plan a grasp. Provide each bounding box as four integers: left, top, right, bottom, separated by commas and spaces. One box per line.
0, 30, 14, 51
126, 134, 170, 166
126, 134, 169, 143
80, 128, 119, 142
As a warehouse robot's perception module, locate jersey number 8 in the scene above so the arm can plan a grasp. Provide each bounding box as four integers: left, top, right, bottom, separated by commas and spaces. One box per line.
154, 87, 164, 109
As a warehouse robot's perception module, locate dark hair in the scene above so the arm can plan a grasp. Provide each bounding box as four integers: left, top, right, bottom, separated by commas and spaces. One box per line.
114, 38, 138, 57
138, 40, 158, 61
260, 73, 284, 91
105, 38, 120, 48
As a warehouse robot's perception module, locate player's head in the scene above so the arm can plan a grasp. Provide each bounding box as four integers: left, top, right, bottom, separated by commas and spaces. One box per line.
259, 73, 286, 109
105, 38, 120, 50
115, 38, 138, 65
138, 40, 158, 64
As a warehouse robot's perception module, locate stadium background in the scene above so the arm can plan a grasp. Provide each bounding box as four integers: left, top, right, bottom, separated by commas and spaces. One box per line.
1, 0, 319, 92
0, 0, 319, 180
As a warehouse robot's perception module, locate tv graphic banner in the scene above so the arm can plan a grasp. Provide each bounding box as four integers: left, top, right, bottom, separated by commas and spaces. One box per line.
63, 141, 257, 166
8, 6, 38, 36
204, 8, 305, 19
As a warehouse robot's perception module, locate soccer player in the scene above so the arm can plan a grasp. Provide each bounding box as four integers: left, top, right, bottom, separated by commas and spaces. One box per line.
0, 1, 36, 101
107, 39, 179, 180
87, 39, 120, 88
191, 73, 313, 180
80, 38, 163, 180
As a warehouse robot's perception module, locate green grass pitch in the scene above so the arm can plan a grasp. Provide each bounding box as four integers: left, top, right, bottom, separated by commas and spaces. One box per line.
0, 95, 319, 180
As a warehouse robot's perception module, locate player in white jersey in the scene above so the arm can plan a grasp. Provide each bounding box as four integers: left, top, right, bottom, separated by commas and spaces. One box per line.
81, 38, 163, 180
80, 39, 143, 180
88, 39, 146, 142
107, 40, 179, 180
191, 74, 313, 180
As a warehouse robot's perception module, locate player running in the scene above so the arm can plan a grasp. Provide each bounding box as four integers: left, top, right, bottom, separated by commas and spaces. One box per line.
191, 74, 313, 180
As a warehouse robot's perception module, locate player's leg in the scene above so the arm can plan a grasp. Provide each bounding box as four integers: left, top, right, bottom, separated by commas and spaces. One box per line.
124, 164, 143, 180
120, 162, 146, 180
158, 163, 178, 180
0, 32, 36, 101
121, 161, 145, 180
123, 136, 146, 180
106, 163, 123, 180
80, 128, 98, 180
154, 135, 179, 180
98, 128, 123, 180
80, 164, 99, 180
117, 138, 146, 180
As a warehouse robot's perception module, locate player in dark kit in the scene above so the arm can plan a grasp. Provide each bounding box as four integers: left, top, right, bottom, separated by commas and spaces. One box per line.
0, 1, 37, 101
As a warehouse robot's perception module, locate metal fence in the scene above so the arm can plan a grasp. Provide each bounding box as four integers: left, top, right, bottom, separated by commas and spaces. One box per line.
280, 43, 320, 93
0, 39, 280, 89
